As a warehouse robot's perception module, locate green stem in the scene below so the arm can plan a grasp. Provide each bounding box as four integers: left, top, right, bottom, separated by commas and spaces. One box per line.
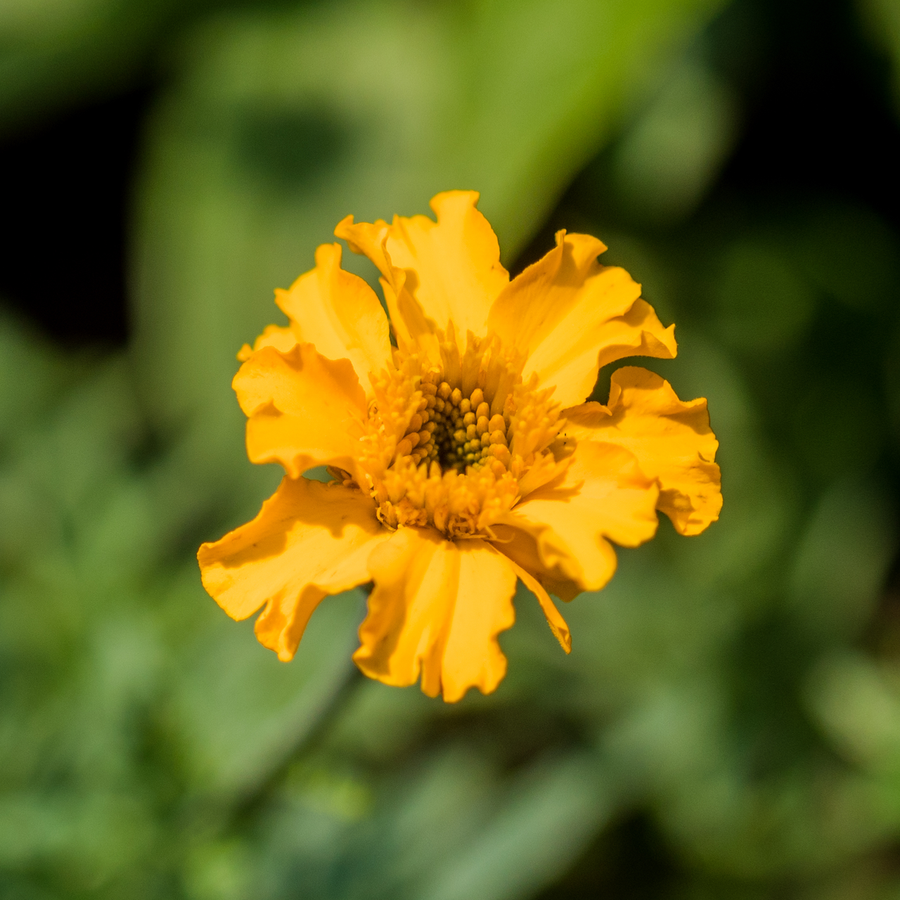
224, 659, 366, 832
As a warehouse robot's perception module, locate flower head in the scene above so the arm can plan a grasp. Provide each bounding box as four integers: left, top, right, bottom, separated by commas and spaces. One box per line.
198, 191, 722, 702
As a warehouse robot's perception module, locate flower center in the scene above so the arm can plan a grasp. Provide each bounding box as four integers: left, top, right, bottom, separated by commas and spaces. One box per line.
398, 377, 511, 474
357, 332, 564, 539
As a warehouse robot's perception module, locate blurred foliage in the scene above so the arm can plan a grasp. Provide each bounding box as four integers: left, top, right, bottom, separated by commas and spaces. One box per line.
860, 0, 900, 113
3, 0, 900, 898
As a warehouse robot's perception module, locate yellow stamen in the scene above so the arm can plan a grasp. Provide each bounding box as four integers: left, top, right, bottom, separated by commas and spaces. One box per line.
360, 331, 562, 538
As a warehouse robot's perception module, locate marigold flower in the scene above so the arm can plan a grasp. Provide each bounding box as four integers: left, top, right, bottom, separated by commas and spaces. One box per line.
198, 191, 722, 702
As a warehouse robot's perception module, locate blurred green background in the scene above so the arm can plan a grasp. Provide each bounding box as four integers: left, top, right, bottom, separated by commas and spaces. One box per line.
3, 0, 900, 896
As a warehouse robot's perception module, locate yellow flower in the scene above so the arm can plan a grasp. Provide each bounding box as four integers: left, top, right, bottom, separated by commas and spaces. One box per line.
198, 191, 722, 702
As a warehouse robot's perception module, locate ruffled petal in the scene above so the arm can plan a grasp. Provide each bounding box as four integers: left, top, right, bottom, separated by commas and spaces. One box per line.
563, 367, 722, 536
500, 441, 659, 591
237, 323, 297, 362
336, 191, 509, 343
354, 527, 517, 702
333, 217, 392, 281
233, 343, 366, 479
274, 243, 392, 395
329, 217, 438, 362
378, 270, 442, 365
198, 478, 386, 661
498, 551, 571, 653
490, 524, 582, 602
487, 232, 677, 407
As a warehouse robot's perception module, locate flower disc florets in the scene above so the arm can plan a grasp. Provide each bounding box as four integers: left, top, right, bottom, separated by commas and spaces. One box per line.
358, 329, 563, 539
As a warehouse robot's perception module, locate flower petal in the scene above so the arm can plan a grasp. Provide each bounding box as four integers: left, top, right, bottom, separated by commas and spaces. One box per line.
354, 527, 517, 702
333, 217, 392, 282
274, 243, 392, 395
378, 270, 442, 365
489, 524, 582, 602
501, 441, 659, 591
329, 218, 438, 362
233, 343, 367, 479
487, 232, 676, 407
336, 191, 509, 342
198, 478, 386, 661
499, 553, 572, 653
237, 323, 296, 362
563, 367, 722, 536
